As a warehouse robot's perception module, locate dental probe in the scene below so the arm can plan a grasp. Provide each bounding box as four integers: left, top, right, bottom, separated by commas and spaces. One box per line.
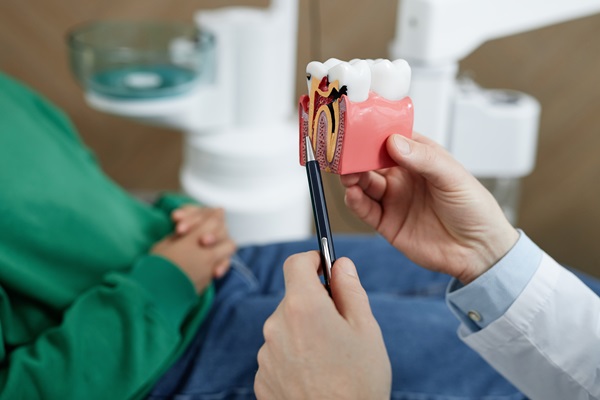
304, 135, 336, 293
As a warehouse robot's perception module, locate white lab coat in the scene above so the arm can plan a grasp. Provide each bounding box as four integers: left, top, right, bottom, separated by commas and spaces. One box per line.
459, 253, 600, 400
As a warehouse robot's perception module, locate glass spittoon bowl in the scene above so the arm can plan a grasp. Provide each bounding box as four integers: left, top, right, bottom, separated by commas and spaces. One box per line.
67, 20, 215, 99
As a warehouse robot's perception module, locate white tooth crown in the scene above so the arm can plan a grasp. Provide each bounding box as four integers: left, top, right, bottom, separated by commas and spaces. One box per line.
306, 61, 326, 93
369, 59, 411, 101
306, 58, 411, 103
328, 60, 371, 102
323, 58, 343, 69
306, 61, 328, 81
305, 59, 345, 93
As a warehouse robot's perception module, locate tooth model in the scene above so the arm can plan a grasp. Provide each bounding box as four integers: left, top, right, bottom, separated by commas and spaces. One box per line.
299, 58, 414, 174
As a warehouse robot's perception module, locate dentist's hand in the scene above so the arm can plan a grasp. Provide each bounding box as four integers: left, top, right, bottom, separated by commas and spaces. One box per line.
255, 252, 391, 400
341, 133, 518, 284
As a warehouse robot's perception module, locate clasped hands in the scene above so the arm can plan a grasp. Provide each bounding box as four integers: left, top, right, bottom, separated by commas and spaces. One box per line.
152, 205, 237, 293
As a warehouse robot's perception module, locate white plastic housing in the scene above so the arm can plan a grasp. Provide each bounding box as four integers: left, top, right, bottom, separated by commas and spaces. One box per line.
402, 62, 458, 148
181, 122, 311, 245
195, 0, 298, 127
449, 82, 541, 178
85, 82, 231, 131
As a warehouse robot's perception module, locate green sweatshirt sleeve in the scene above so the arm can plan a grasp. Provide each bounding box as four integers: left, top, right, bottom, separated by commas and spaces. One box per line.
153, 192, 202, 217
0, 256, 213, 400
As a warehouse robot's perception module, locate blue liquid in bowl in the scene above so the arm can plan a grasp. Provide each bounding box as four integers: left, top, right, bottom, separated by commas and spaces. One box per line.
89, 64, 198, 99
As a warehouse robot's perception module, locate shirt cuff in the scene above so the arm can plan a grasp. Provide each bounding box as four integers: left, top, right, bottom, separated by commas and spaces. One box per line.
446, 230, 543, 332
129, 254, 203, 329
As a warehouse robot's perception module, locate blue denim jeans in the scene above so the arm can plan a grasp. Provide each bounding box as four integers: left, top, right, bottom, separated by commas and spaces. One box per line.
147, 235, 591, 400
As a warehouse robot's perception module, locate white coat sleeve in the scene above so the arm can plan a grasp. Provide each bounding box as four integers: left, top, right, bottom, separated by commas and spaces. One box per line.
459, 253, 600, 400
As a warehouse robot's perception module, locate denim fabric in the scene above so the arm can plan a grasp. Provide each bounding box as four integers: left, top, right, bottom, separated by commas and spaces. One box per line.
148, 235, 531, 400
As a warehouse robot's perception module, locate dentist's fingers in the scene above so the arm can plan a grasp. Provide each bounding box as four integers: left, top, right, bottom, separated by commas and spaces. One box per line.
340, 170, 389, 202
283, 251, 329, 295
344, 185, 382, 229
329, 258, 374, 327
386, 134, 472, 190
339, 172, 361, 187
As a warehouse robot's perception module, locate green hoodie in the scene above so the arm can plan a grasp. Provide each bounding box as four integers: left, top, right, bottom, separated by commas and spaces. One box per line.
0, 73, 214, 399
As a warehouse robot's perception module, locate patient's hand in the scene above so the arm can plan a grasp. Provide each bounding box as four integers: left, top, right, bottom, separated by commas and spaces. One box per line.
171, 205, 226, 244
255, 252, 391, 400
152, 207, 236, 293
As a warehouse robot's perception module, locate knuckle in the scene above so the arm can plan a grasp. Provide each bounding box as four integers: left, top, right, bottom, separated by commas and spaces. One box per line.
284, 251, 319, 271
227, 240, 237, 253
283, 295, 314, 320
283, 252, 303, 267
256, 344, 267, 366
262, 316, 277, 342
422, 144, 437, 164
254, 372, 267, 400
219, 241, 236, 258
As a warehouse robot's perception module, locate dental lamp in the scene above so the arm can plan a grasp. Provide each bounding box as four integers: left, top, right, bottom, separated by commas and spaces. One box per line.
390, 0, 600, 221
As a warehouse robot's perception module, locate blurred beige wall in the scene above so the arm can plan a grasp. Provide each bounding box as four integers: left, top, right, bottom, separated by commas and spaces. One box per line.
1, 0, 600, 276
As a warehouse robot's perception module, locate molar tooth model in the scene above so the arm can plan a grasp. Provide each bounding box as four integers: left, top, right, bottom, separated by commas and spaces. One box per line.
299, 58, 414, 175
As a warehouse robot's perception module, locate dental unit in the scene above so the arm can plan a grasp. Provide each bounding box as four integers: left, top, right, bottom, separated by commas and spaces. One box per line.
300, 58, 413, 174
69, 0, 308, 246
68, 0, 600, 244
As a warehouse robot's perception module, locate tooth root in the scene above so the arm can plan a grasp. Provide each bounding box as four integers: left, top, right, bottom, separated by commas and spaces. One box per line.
327, 60, 371, 102
369, 59, 411, 101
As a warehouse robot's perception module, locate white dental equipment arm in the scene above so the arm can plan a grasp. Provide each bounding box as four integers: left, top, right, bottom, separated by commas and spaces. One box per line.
394, 0, 600, 65
390, 0, 600, 181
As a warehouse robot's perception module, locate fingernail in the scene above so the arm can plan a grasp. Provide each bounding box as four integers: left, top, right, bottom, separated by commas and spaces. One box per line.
393, 135, 411, 155
338, 260, 358, 277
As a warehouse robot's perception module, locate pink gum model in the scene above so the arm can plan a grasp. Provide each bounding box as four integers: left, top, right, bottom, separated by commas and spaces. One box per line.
299, 91, 413, 175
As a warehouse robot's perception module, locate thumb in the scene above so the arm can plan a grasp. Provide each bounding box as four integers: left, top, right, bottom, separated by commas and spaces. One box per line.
386, 134, 470, 189
329, 257, 374, 327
